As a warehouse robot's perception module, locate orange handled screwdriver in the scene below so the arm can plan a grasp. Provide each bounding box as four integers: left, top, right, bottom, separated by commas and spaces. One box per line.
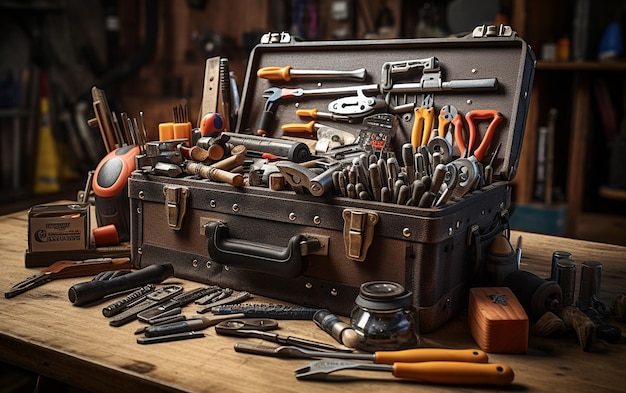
281, 120, 317, 134
234, 343, 488, 363
296, 359, 515, 386
257, 66, 366, 82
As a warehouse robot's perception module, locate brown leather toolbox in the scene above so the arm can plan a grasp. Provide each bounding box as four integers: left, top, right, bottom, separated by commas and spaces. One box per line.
129, 25, 535, 333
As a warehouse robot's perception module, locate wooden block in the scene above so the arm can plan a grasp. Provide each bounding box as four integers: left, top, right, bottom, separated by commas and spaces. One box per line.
468, 287, 529, 353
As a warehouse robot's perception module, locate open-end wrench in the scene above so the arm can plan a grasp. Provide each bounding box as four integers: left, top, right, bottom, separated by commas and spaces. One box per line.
257, 84, 379, 136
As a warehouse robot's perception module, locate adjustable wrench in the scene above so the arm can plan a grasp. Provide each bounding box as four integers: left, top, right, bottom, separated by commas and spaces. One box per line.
276, 160, 343, 196
257, 84, 379, 136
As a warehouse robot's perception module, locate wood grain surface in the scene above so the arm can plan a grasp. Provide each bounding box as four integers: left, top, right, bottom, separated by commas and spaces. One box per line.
1, 207, 625, 393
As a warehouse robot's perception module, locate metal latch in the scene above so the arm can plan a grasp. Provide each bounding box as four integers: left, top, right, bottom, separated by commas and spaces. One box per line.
342, 209, 379, 262
260, 32, 292, 44
163, 185, 189, 230
472, 24, 514, 38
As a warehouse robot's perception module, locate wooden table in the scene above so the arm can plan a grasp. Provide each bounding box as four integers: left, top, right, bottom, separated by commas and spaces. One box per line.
1, 207, 625, 392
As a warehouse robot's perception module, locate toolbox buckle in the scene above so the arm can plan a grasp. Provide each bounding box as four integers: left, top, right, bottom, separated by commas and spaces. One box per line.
472, 24, 514, 38
260, 32, 292, 44
342, 209, 379, 262
163, 185, 189, 230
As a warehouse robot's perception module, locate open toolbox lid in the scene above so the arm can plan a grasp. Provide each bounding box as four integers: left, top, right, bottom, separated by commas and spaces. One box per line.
235, 25, 536, 183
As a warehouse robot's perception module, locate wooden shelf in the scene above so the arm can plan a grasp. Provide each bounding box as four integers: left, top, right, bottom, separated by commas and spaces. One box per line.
536, 60, 626, 71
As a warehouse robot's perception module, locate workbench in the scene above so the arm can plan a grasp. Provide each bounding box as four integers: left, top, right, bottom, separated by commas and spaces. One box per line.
1, 206, 625, 393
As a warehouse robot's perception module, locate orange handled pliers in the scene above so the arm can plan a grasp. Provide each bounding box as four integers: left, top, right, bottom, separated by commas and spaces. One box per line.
410, 94, 435, 149
459, 109, 504, 162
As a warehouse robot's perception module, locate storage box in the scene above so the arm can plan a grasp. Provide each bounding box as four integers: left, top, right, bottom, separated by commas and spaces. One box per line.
129, 25, 535, 333
468, 287, 529, 353
28, 203, 91, 252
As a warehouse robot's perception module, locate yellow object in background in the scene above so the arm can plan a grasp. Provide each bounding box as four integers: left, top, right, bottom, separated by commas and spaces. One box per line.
33, 75, 60, 194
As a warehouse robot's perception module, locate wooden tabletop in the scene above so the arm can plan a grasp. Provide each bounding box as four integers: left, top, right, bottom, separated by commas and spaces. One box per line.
1, 207, 625, 392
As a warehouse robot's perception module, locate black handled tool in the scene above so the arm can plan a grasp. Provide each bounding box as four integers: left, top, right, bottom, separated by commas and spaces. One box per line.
68, 263, 175, 306
5, 258, 131, 299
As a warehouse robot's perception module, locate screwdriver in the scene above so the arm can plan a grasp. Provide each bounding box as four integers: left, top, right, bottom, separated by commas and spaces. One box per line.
295, 359, 515, 386
234, 343, 489, 364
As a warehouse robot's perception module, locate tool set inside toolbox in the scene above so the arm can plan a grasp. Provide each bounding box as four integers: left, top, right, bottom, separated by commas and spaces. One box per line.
128, 24, 535, 333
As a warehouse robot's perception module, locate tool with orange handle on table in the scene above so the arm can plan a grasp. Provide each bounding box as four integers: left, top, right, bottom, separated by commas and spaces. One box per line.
295, 359, 514, 385
235, 343, 489, 363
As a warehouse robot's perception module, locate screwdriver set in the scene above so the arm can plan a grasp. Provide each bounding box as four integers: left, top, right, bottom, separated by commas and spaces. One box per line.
128, 25, 535, 333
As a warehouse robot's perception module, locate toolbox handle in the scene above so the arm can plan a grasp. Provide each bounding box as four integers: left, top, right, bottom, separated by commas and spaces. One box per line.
204, 221, 308, 278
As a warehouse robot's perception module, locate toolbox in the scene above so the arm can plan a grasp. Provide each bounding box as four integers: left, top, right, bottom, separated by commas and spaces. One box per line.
129, 25, 535, 333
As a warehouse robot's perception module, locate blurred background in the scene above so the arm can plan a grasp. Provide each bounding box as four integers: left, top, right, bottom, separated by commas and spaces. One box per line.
1, 0, 625, 246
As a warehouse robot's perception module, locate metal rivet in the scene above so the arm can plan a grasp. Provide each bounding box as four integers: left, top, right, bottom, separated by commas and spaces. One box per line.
192, 259, 199, 268
481, 209, 485, 215
224, 265, 230, 272
138, 190, 145, 199
137, 247, 143, 255
466, 99, 472, 105
232, 204, 240, 213
313, 216, 321, 225
305, 283, 313, 289
210, 200, 216, 208
330, 289, 338, 296
456, 221, 461, 229
136, 207, 142, 214
289, 212, 297, 221
402, 228, 411, 238
294, 102, 300, 108
448, 227, 454, 236
500, 202, 505, 210
205, 261, 212, 269
471, 68, 477, 73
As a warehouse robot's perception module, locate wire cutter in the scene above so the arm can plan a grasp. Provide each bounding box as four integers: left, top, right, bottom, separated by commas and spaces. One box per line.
5, 257, 131, 298
410, 94, 435, 149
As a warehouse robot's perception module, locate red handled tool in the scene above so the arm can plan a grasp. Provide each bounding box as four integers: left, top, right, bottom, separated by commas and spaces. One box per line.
92, 144, 139, 242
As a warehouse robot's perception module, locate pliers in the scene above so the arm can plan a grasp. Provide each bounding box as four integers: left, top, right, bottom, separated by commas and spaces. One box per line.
410, 94, 435, 149
459, 109, 504, 162
5, 257, 131, 298
427, 104, 461, 164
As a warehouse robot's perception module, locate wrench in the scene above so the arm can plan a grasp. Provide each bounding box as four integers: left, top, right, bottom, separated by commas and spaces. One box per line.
257, 84, 379, 136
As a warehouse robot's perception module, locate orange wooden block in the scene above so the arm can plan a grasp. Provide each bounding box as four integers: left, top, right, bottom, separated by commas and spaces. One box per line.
468, 287, 529, 353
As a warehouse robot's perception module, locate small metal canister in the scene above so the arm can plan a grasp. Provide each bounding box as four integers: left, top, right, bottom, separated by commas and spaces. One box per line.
554, 260, 576, 306
578, 261, 603, 307
350, 281, 420, 352
551, 251, 573, 281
